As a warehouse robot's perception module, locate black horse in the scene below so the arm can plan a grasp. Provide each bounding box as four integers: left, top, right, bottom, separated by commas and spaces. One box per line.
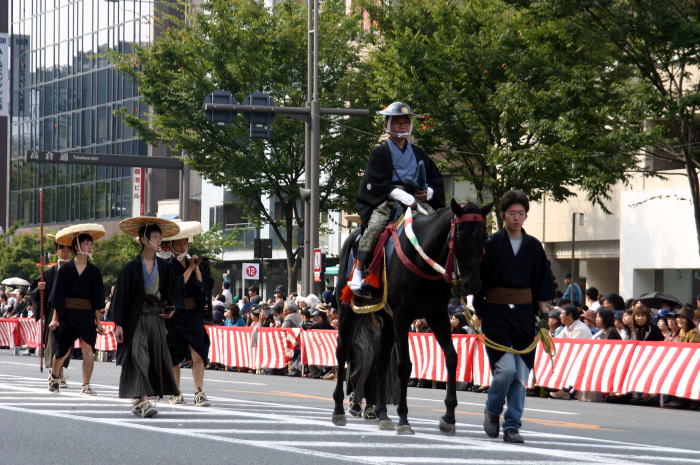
333, 199, 491, 435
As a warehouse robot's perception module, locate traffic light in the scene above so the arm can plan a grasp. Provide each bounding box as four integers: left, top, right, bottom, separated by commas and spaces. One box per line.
253, 238, 272, 259
243, 92, 275, 139
204, 90, 237, 126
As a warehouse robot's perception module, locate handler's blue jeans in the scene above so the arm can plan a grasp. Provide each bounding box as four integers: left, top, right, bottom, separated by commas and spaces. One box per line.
484, 352, 530, 431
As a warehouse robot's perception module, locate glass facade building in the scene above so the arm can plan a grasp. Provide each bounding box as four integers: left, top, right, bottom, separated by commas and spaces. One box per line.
9, 0, 154, 225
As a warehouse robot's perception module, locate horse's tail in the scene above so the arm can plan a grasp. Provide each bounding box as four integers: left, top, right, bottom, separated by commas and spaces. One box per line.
337, 229, 400, 405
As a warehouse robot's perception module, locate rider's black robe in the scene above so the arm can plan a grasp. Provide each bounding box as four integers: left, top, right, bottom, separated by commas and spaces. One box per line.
356, 141, 445, 226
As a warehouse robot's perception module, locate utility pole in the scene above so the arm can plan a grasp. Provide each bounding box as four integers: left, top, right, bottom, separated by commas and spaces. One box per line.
571, 212, 584, 287
202, 0, 369, 296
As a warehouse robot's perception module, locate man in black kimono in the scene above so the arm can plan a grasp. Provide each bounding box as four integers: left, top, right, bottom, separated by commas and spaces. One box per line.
112, 217, 184, 418
29, 236, 73, 386
349, 102, 445, 296
163, 221, 211, 407
474, 190, 554, 444
48, 225, 106, 395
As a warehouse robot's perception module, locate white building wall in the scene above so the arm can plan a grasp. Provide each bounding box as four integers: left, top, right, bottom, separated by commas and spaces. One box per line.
200, 178, 224, 233
619, 188, 700, 301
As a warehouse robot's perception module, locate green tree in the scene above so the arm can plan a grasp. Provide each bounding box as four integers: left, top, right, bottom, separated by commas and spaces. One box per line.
111, 0, 375, 291
360, 0, 651, 221
526, 0, 700, 251
0, 227, 41, 283
93, 233, 140, 290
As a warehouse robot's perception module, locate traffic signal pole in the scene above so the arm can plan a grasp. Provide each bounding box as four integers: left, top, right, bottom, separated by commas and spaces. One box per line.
202, 0, 368, 295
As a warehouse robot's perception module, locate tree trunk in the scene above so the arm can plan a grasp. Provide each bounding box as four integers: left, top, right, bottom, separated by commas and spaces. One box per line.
683, 151, 700, 255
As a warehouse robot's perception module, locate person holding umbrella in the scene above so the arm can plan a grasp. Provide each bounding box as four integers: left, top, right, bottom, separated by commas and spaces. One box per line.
47, 224, 106, 395
111, 217, 183, 418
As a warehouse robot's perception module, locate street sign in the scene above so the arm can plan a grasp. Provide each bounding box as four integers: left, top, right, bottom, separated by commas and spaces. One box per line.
24, 150, 183, 169
204, 90, 238, 126
242, 262, 260, 280
313, 248, 322, 282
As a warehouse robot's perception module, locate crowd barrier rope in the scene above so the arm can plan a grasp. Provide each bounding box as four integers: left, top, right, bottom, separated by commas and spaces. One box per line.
2, 318, 698, 399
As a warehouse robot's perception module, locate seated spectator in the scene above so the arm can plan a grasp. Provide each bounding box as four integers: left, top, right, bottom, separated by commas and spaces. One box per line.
548, 308, 564, 337
288, 292, 298, 302
613, 310, 628, 340
603, 292, 625, 311
559, 305, 592, 339
656, 308, 674, 339
281, 300, 301, 328
308, 304, 333, 330
585, 287, 600, 311
329, 307, 339, 329
270, 306, 283, 327
676, 308, 700, 343
224, 304, 246, 327
211, 305, 225, 325
581, 310, 599, 335
593, 308, 621, 340
630, 302, 664, 341
694, 310, 700, 329
450, 314, 469, 334
305, 293, 320, 310
620, 309, 633, 340
211, 294, 225, 315
410, 318, 431, 333
299, 308, 313, 329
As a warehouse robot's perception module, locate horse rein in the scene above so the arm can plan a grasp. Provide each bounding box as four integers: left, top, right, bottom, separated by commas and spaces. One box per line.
394, 207, 485, 283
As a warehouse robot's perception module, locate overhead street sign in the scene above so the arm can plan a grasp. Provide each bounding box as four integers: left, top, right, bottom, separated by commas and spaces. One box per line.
24, 150, 184, 170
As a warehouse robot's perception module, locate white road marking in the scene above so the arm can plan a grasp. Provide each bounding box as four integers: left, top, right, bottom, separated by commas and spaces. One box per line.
179, 375, 267, 386
407, 396, 578, 415
0, 373, 698, 465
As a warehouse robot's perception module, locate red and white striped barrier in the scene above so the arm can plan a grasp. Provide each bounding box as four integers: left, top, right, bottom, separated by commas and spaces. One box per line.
5, 319, 699, 400
0, 319, 21, 348
301, 330, 337, 366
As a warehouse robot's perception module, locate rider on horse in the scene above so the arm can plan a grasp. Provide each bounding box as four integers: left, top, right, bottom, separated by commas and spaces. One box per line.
349, 102, 445, 298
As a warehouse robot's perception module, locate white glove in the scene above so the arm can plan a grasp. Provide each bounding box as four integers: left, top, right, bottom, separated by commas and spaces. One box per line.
389, 188, 415, 207
426, 187, 434, 201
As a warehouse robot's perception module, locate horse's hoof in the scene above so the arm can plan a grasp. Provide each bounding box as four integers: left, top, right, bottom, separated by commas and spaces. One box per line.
378, 419, 395, 431
332, 414, 347, 426
439, 418, 456, 436
396, 424, 415, 435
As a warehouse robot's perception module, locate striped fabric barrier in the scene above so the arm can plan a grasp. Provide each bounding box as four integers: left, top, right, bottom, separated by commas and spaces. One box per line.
0, 319, 21, 348
206, 326, 296, 369
17, 318, 41, 348
301, 330, 338, 366
622, 341, 700, 400
407, 333, 475, 382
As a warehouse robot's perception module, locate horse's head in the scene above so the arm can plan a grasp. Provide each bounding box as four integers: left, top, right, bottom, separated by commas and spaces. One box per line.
450, 198, 492, 296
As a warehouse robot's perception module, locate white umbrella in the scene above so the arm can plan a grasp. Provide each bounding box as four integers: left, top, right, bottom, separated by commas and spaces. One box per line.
1, 277, 30, 286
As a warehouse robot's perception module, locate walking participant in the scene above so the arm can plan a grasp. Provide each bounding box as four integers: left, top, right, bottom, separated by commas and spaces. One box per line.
474, 190, 555, 444
163, 221, 211, 407
111, 217, 183, 418
349, 101, 445, 297
30, 235, 73, 387
47, 224, 107, 395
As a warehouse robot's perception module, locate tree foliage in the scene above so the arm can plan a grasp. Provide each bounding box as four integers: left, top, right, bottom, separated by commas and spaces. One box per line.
111, 0, 375, 289
0, 226, 41, 283
360, 0, 652, 216
93, 233, 140, 290
523, 0, 700, 250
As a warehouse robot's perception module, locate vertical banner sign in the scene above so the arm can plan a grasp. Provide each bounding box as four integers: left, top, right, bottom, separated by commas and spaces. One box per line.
132, 167, 145, 216
0, 33, 9, 117
11, 35, 29, 117
242, 262, 260, 282
313, 248, 322, 282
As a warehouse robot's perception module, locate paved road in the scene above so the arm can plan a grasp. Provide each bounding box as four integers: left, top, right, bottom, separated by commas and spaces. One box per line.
1, 352, 698, 465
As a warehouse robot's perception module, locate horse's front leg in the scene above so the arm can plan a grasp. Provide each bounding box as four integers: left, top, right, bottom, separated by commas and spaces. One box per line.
429, 316, 458, 436
395, 318, 415, 435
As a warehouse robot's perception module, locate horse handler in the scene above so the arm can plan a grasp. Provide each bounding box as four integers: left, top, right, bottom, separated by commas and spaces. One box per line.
474, 190, 555, 444
48, 224, 107, 395
163, 221, 211, 407
348, 101, 445, 298
112, 217, 183, 418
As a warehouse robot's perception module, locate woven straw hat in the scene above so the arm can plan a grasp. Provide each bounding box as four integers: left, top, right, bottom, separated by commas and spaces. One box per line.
55, 224, 106, 246
119, 216, 180, 237
163, 221, 202, 242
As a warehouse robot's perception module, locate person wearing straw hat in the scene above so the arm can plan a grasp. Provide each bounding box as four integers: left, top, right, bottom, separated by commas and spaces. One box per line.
162, 221, 212, 407
110, 217, 184, 418
29, 234, 73, 388
47, 224, 106, 395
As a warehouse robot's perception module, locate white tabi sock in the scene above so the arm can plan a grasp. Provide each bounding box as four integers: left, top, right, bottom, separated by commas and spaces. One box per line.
349, 267, 364, 291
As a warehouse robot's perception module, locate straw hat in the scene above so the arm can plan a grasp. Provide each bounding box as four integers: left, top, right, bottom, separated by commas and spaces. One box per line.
55, 223, 106, 246
163, 220, 202, 242
119, 216, 180, 237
